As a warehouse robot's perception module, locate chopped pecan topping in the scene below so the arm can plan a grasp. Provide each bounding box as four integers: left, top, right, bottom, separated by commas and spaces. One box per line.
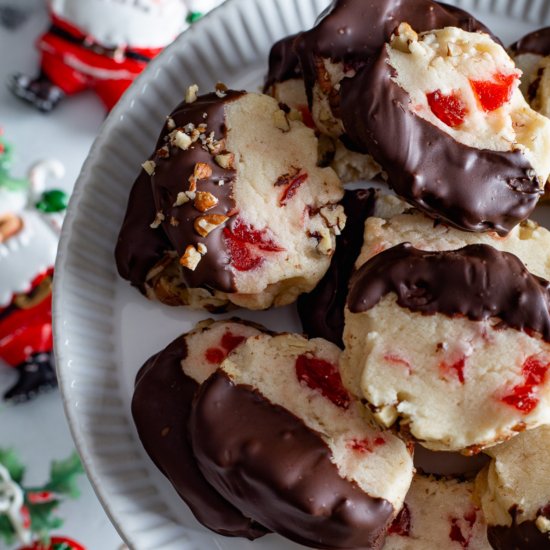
150, 210, 165, 229
142, 160, 156, 176
194, 213, 229, 237
215, 152, 235, 170
194, 191, 219, 212
194, 162, 213, 180
180, 245, 202, 270
185, 84, 199, 104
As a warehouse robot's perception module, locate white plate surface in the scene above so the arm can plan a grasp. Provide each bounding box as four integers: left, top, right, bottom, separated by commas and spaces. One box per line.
53, 1, 550, 549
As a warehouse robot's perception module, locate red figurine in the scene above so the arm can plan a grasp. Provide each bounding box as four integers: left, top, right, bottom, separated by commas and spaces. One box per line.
9, 0, 188, 112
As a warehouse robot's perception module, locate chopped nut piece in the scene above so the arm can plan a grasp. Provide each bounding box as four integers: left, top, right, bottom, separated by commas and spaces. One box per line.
156, 145, 169, 158
197, 123, 208, 133
217, 179, 225, 186
197, 243, 208, 255
180, 245, 202, 270
194, 213, 229, 237
186, 190, 196, 200
166, 117, 176, 130
194, 191, 219, 212
273, 109, 290, 132
173, 192, 189, 206
194, 162, 213, 180
215, 152, 235, 169
142, 160, 156, 176
215, 82, 228, 98
391, 22, 418, 53
150, 210, 165, 229
185, 84, 199, 104
172, 130, 192, 150
170, 216, 180, 226
316, 227, 334, 255
319, 204, 347, 235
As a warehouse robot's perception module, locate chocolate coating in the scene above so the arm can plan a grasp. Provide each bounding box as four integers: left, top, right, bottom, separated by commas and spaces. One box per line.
190, 371, 394, 549
295, 0, 489, 106
151, 91, 245, 293
131, 336, 267, 539
297, 188, 377, 347
488, 506, 550, 550
264, 33, 302, 91
340, 48, 540, 235
348, 243, 550, 342
510, 27, 550, 56
115, 169, 172, 292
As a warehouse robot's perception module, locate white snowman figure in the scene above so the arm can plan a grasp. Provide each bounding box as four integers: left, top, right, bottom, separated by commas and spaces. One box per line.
9, 0, 191, 112
0, 139, 67, 402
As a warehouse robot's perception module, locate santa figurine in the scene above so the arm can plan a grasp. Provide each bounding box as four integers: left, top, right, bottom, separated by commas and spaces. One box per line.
0, 134, 67, 402
8, 0, 192, 112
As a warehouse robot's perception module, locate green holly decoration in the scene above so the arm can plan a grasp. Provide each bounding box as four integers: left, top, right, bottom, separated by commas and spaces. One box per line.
35, 190, 68, 213
186, 11, 204, 23
0, 449, 84, 546
0, 134, 30, 194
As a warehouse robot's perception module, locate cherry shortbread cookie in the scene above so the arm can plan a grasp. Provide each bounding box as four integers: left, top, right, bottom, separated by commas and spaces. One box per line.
190, 332, 414, 549
116, 89, 344, 311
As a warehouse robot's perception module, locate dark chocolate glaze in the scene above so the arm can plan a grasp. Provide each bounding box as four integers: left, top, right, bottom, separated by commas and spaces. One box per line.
190, 371, 394, 550
348, 243, 550, 342
151, 91, 245, 293
297, 188, 377, 347
295, 0, 489, 106
510, 27, 550, 56
488, 506, 550, 550
131, 335, 267, 539
340, 48, 540, 235
115, 169, 172, 292
264, 33, 302, 91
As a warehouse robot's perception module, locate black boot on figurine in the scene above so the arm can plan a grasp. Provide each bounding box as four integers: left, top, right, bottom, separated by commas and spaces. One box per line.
3, 352, 58, 402
8, 72, 65, 113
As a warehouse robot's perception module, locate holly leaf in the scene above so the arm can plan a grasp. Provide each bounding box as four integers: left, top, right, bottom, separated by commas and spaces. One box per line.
27, 499, 63, 538
43, 453, 84, 498
0, 514, 16, 545
0, 447, 25, 484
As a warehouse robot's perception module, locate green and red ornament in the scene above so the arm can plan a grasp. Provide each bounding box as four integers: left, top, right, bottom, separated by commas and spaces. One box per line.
0, 132, 68, 402
0, 448, 85, 549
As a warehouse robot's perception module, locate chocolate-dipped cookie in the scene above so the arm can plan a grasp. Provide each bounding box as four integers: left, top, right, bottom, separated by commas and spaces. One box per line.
190, 332, 414, 549
294, 0, 489, 139
116, 88, 344, 311
475, 426, 550, 549
131, 319, 268, 538
340, 24, 550, 234
342, 242, 550, 452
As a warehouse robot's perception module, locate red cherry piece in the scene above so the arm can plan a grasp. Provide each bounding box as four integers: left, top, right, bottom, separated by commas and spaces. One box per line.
298, 105, 316, 129
295, 354, 350, 409
205, 347, 225, 364
449, 510, 477, 548
439, 357, 466, 384
279, 172, 308, 206
500, 355, 550, 414
426, 89, 468, 127
224, 218, 284, 272
347, 436, 385, 453
388, 503, 411, 536
18, 536, 85, 550
470, 72, 517, 112
221, 331, 246, 353
27, 491, 55, 504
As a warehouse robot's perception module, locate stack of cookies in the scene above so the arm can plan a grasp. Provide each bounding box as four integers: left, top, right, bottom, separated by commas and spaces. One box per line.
116, 0, 550, 548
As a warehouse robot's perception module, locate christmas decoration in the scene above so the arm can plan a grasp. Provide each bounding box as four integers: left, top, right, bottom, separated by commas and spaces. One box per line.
0, 448, 85, 549
0, 132, 67, 402
7, 0, 198, 112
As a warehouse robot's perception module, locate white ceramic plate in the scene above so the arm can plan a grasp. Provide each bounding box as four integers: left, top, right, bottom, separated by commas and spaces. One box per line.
53, 1, 550, 549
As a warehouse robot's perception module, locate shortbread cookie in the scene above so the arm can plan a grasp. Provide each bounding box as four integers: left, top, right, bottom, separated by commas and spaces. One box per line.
295, 0, 488, 139
510, 27, 550, 119
341, 25, 550, 234
116, 89, 344, 311
343, 243, 550, 452
475, 425, 550, 549
190, 332, 414, 549
384, 476, 490, 549
131, 319, 267, 538
264, 34, 381, 183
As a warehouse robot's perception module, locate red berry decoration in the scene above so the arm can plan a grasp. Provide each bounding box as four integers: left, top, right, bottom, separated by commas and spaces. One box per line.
426, 90, 468, 127
295, 354, 350, 409
469, 72, 517, 112
19, 536, 85, 550
387, 503, 411, 537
